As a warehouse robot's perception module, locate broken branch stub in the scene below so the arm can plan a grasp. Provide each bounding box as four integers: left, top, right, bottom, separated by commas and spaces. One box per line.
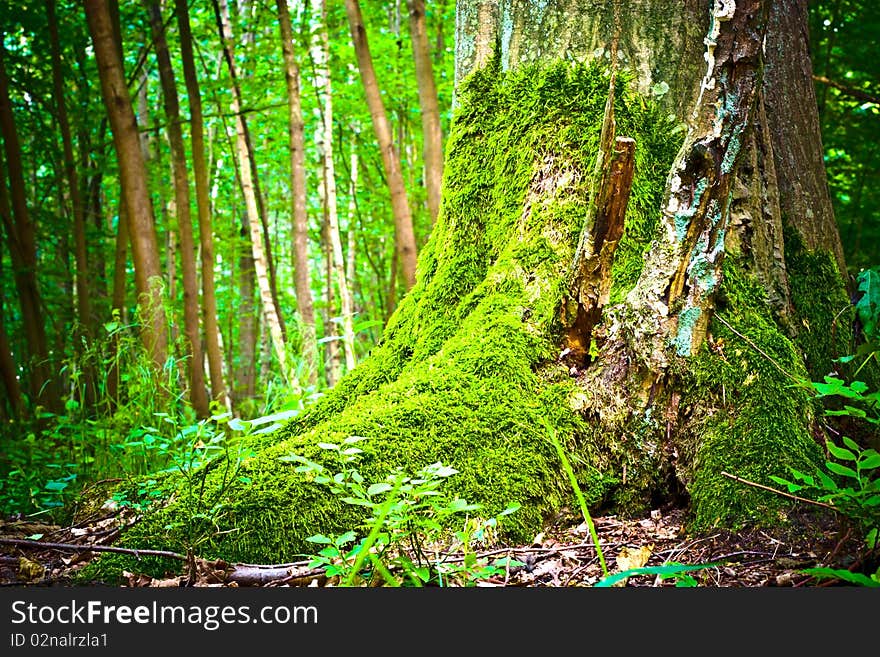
566, 136, 636, 364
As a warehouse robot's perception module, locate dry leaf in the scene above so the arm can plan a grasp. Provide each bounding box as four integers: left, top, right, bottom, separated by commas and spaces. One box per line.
18, 557, 45, 581
613, 544, 653, 587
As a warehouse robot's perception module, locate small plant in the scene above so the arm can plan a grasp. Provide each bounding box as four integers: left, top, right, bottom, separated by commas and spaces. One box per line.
770, 436, 880, 550
281, 439, 522, 586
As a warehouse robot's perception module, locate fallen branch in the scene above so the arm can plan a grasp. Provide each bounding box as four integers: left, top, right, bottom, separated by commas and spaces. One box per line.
720, 471, 837, 511
0, 538, 187, 561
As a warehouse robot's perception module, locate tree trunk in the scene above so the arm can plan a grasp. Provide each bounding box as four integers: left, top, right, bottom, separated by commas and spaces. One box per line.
277, 0, 319, 387
174, 0, 229, 410
311, 0, 356, 374
0, 43, 59, 413
47, 0, 92, 337
213, 0, 296, 392
236, 231, 258, 405
407, 0, 444, 224
320, 171, 342, 388
0, 245, 22, 419
130, 0, 853, 562
344, 0, 419, 290
85, 0, 167, 370
145, 0, 209, 418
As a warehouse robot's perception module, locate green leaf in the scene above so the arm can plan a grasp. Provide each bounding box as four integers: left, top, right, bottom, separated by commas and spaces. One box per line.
594, 563, 715, 587
499, 503, 521, 517
816, 470, 838, 491
826, 461, 859, 479
856, 269, 880, 342
25, 533, 43, 541
306, 534, 333, 544
769, 475, 804, 493
448, 497, 479, 512
802, 566, 880, 587
826, 440, 857, 461
336, 531, 357, 545
44, 480, 69, 492
842, 436, 861, 452
367, 482, 393, 496
858, 453, 880, 470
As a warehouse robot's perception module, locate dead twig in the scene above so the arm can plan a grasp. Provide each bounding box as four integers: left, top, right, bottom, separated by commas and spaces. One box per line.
0, 538, 187, 561
720, 471, 838, 511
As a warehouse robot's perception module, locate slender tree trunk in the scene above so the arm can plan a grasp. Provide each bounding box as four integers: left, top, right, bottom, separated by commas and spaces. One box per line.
145, 0, 209, 417
85, 0, 167, 369
214, 0, 287, 343
47, 0, 92, 336
311, 0, 356, 372
0, 234, 22, 419
347, 142, 358, 315
237, 233, 258, 403
0, 43, 59, 413
0, 317, 22, 419
321, 202, 342, 388
344, 0, 418, 290
174, 0, 229, 409
276, 0, 318, 387
407, 0, 443, 224
212, 0, 295, 390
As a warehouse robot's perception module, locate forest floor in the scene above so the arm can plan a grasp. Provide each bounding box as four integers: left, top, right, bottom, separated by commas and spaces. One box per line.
0, 504, 864, 588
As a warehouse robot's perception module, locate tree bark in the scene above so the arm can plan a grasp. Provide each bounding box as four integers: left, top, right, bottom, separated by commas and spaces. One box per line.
174, 0, 229, 409
84, 0, 167, 370
145, 0, 210, 417
47, 0, 92, 337
277, 0, 319, 387
344, 0, 419, 290
407, 0, 444, 224
0, 43, 59, 413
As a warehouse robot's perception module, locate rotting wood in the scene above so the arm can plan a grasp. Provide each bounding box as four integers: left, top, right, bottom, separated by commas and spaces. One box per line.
565, 136, 636, 366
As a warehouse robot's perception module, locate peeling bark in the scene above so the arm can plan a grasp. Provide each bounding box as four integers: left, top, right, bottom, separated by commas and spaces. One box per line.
621, 0, 769, 366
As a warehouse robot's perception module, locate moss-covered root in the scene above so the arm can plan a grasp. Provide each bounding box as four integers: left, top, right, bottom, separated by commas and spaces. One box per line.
678, 257, 825, 530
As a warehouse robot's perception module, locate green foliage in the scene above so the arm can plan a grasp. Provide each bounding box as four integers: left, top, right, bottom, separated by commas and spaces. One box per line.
594, 563, 714, 588
810, 1, 880, 270
856, 269, 880, 342
545, 421, 608, 577
801, 566, 880, 587
286, 440, 522, 587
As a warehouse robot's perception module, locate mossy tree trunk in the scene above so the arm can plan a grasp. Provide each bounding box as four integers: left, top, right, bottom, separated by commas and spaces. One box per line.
122, 0, 853, 564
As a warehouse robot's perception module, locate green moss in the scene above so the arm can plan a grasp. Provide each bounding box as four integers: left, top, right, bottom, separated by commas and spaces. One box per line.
108, 59, 679, 569
784, 229, 854, 379
681, 256, 823, 530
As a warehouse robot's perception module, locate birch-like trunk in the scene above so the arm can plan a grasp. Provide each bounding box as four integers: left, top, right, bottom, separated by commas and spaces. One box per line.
312, 0, 356, 373
214, 0, 296, 391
